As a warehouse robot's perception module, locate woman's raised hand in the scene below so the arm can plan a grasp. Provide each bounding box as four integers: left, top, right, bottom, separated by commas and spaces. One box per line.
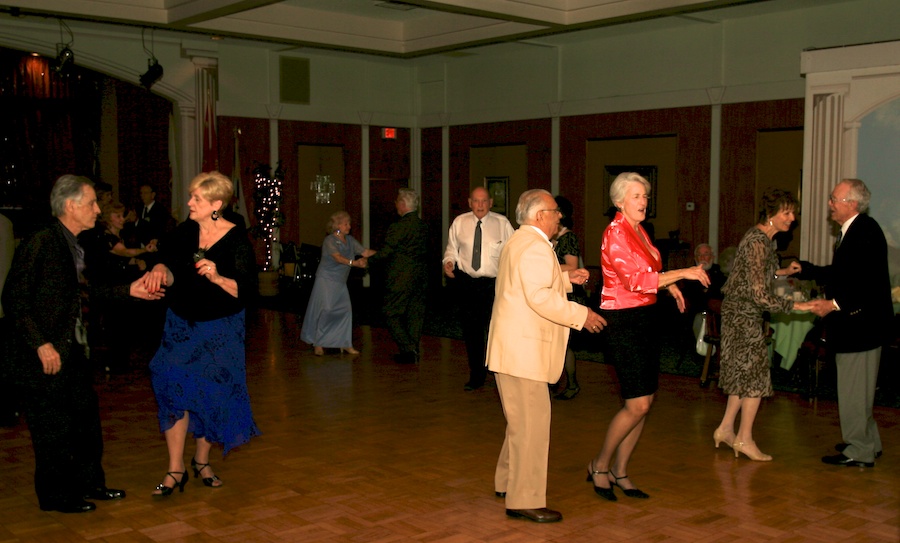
143, 263, 169, 293
682, 264, 711, 287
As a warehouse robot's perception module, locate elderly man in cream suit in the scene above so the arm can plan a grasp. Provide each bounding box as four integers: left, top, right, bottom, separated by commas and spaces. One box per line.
488, 189, 607, 523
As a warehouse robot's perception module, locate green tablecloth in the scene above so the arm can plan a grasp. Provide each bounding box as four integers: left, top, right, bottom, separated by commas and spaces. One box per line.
770, 310, 817, 371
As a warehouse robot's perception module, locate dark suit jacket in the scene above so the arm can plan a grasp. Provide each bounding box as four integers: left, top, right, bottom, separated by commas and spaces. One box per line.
1, 221, 130, 384
369, 211, 428, 292
134, 202, 172, 246
812, 213, 893, 353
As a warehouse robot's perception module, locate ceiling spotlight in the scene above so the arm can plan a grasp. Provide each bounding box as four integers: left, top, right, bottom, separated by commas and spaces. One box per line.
140, 28, 163, 89
54, 45, 74, 74
140, 58, 163, 89
53, 20, 75, 75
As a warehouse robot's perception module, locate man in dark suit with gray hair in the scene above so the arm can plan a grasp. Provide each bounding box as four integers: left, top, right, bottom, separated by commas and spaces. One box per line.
807, 178, 893, 468
3, 175, 163, 513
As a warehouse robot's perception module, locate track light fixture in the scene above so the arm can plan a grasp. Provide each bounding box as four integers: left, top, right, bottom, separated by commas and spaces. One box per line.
140, 58, 163, 89
53, 20, 75, 75
140, 28, 163, 89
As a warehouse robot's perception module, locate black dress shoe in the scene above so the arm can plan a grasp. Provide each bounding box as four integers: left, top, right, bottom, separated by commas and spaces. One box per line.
464, 382, 483, 391
821, 454, 874, 468
505, 508, 562, 523
393, 352, 417, 364
495, 491, 506, 498
84, 487, 126, 501
835, 443, 882, 459
40, 500, 97, 513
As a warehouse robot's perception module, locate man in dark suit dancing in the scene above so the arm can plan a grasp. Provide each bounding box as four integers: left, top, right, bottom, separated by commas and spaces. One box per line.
2, 175, 164, 513
369, 188, 428, 364
808, 178, 893, 468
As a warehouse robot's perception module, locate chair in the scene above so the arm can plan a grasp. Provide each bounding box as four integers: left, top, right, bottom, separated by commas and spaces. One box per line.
699, 298, 722, 388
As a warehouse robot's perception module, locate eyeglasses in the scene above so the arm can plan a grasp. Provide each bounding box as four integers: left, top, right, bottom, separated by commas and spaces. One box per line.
828, 195, 852, 204
540, 208, 564, 218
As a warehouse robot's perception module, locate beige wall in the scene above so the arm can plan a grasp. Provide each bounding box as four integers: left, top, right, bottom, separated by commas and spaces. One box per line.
297, 145, 346, 246
469, 144, 527, 226
584, 137, 678, 267
756, 129, 803, 259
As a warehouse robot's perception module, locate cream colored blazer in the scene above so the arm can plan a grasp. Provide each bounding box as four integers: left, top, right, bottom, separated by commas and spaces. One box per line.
486, 226, 589, 383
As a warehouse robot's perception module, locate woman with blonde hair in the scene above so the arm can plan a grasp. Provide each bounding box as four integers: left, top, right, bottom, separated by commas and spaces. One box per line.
144, 171, 260, 496
301, 211, 376, 355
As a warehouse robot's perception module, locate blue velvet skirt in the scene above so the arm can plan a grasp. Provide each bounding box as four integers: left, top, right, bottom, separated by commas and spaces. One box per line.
150, 309, 260, 455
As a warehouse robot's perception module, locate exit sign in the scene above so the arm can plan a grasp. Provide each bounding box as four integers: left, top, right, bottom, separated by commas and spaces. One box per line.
381, 127, 397, 139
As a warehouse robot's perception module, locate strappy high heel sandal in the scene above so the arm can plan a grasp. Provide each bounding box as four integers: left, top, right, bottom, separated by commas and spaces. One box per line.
191, 457, 223, 487
608, 469, 649, 499
152, 470, 188, 497
586, 461, 617, 501
341, 347, 360, 355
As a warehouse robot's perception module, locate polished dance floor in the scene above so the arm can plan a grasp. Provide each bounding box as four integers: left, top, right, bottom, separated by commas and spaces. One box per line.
0, 308, 897, 542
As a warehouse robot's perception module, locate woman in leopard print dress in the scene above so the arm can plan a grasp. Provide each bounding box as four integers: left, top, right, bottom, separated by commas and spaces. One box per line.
713, 188, 812, 461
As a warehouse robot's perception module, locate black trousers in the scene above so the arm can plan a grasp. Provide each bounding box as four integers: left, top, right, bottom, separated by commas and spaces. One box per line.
384, 285, 427, 354
453, 272, 496, 387
19, 351, 106, 508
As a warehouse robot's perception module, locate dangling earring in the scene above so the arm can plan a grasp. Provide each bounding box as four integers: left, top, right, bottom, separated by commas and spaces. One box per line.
212, 209, 219, 221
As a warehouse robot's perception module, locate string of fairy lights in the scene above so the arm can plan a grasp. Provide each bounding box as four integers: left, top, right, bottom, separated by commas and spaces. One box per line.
252, 162, 283, 270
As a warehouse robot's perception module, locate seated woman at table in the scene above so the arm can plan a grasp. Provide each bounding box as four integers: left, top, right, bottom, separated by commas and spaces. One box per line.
712, 188, 812, 461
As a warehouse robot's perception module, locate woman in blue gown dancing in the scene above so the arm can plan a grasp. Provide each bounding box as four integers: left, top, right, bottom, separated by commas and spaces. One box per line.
301, 211, 376, 355
144, 171, 260, 497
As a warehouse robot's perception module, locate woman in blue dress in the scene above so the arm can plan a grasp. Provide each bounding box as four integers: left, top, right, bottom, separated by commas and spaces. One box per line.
143, 171, 260, 497
301, 211, 376, 355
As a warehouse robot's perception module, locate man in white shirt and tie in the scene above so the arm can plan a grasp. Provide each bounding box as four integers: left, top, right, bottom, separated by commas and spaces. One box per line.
443, 187, 515, 391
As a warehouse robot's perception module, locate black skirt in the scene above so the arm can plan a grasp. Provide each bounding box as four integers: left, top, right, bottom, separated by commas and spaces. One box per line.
599, 303, 661, 399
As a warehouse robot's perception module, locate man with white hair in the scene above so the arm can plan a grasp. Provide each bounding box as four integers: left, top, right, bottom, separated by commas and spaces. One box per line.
487, 189, 607, 523
808, 178, 893, 468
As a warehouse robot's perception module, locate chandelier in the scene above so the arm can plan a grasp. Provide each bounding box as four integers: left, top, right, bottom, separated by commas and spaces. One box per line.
310, 174, 335, 203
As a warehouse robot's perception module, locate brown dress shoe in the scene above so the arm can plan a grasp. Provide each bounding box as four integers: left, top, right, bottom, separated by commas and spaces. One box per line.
505, 508, 562, 523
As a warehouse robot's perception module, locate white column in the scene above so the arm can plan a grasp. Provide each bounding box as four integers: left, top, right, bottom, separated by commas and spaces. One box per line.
359, 113, 372, 287
805, 92, 844, 264
173, 103, 197, 217
440, 113, 451, 257
549, 102, 561, 195
708, 104, 721, 254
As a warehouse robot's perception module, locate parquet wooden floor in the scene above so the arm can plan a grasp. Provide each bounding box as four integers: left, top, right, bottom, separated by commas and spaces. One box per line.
1, 308, 898, 542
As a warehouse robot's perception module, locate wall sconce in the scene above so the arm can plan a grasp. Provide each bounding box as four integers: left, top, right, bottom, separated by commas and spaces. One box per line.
140, 28, 163, 89
310, 174, 335, 204
53, 20, 75, 75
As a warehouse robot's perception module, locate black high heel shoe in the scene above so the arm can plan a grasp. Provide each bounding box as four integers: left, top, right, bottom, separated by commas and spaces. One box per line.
153, 470, 188, 497
586, 461, 617, 501
608, 469, 649, 499
191, 457, 223, 487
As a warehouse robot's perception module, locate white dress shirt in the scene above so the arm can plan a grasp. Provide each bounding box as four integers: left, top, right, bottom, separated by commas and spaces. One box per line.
443, 211, 515, 278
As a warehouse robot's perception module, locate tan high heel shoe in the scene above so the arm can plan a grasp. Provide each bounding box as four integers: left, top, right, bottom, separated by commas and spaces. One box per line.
314, 347, 324, 356
713, 428, 735, 449
341, 347, 360, 355
733, 441, 772, 461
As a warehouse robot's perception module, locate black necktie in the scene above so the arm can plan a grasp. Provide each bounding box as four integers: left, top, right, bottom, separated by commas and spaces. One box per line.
834, 230, 842, 251
472, 220, 482, 271
143, 206, 149, 219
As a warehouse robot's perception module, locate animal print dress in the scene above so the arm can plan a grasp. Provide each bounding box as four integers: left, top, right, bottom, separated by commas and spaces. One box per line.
719, 227, 794, 398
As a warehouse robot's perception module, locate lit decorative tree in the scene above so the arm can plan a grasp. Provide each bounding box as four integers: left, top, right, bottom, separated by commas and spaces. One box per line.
252, 161, 283, 270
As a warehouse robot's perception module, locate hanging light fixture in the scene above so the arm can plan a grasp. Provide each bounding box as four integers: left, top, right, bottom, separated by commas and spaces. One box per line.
311, 174, 335, 204
140, 28, 163, 89
53, 19, 75, 75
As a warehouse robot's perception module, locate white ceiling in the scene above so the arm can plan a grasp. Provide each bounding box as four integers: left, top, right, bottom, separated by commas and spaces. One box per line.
0, 0, 852, 58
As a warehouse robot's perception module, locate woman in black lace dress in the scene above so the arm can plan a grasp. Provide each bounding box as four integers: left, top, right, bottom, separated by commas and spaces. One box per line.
552, 196, 587, 400
713, 188, 811, 461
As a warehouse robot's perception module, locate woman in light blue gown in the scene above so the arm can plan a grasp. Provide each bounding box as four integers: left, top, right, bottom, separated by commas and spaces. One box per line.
300, 211, 376, 355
